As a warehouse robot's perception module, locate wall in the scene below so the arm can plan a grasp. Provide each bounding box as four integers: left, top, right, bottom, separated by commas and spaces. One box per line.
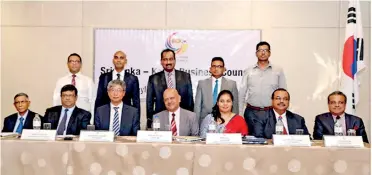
1, 0, 371, 138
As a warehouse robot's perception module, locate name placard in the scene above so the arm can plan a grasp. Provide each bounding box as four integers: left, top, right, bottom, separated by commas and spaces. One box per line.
136, 131, 172, 143
79, 131, 114, 142
273, 134, 311, 147
206, 133, 242, 145
20, 129, 56, 141
324, 136, 364, 148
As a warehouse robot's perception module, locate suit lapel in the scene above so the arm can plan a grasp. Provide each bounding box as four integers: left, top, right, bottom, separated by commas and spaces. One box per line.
124, 72, 130, 91
325, 113, 335, 134
102, 105, 111, 130
105, 72, 113, 89
286, 112, 296, 134
161, 111, 170, 131
67, 107, 79, 133
175, 70, 182, 91
206, 78, 213, 106
24, 111, 34, 129
53, 106, 63, 129
120, 105, 132, 135
345, 113, 353, 130
9, 114, 18, 131
179, 108, 187, 136
160, 71, 168, 90
220, 77, 228, 91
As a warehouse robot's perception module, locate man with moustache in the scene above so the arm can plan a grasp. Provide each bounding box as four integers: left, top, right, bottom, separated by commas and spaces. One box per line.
152, 88, 198, 136
194, 57, 239, 123
239, 41, 286, 135
95, 51, 140, 114
146, 49, 194, 129
251, 88, 309, 139
313, 91, 368, 143
2, 93, 42, 133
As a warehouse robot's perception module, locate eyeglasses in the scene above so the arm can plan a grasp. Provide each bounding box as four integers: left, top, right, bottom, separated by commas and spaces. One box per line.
329, 101, 345, 105
68, 60, 81, 63
109, 89, 124, 93
211, 65, 224, 69
61, 94, 76, 98
274, 97, 289, 101
14, 100, 29, 105
161, 58, 175, 62
256, 49, 270, 53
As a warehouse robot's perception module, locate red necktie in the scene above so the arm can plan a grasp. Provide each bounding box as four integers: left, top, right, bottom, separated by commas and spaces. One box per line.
72, 74, 76, 86
171, 113, 177, 136
279, 116, 288, 135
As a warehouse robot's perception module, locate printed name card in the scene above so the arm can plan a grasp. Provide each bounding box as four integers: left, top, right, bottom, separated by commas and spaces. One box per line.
206, 133, 242, 145
273, 135, 311, 147
21, 129, 56, 141
324, 136, 364, 148
79, 131, 114, 142
136, 131, 172, 143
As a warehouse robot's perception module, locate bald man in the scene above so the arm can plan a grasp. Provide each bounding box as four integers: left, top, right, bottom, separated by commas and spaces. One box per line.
95, 51, 140, 114
152, 88, 199, 136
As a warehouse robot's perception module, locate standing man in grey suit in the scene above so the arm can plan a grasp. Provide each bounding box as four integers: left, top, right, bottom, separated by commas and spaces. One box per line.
194, 57, 239, 124
146, 49, 194, 129
94, 80, 140, 136
153, 88, 198, 136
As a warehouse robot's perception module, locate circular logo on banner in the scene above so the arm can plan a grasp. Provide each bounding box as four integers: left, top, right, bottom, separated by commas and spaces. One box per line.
165, 32, 188, 55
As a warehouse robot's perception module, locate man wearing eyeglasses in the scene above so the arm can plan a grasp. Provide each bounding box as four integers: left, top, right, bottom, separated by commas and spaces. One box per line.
194, 57, 239, 124
53, 53, 96, 123
252, 88, 309, 139
313, 91, 368, 143
94, 80, 140, 136
146, 49, 194, 129
239, 41, 286, 135
2, 93, 42, 133
43, 84, 91, 135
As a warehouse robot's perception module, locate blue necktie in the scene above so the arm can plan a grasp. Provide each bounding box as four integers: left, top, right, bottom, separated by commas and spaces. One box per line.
213, 80, 219, 104
16, 117, 24, 134
57, 109, 69, 135
113, 107, 120, 136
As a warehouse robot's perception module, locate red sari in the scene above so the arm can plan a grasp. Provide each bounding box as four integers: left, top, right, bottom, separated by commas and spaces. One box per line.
224, 115, 248, 136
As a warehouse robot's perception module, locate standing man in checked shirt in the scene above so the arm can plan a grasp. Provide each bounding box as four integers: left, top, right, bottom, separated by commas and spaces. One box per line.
239, 41, 286, 136
53, 53, 96, 123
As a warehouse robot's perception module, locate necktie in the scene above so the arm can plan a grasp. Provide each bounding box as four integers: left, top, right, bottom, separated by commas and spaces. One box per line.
117, 73, 120, 80
167, 72, 174, 88
113, 107, 120, 136
212, 80, 219, 104
16, 117, 24, 134
71, 74, 76, 86
278, 116, 288, 135
57, 109, 69, 135
171, 113, 177, 136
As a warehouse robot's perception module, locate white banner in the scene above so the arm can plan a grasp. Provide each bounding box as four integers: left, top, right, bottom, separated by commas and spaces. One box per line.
94, 29, 261, 99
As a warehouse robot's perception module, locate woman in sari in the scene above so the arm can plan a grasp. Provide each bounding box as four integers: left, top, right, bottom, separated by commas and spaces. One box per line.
200, 90, 248, 138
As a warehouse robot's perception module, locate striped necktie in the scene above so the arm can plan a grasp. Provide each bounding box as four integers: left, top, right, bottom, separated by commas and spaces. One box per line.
171, 113, 177, 136
15, 117, 24, 134
113, 107, 120, 136
167, 72, 174, 88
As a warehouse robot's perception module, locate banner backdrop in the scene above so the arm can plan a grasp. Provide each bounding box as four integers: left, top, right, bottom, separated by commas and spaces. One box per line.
94, 29, 261, 99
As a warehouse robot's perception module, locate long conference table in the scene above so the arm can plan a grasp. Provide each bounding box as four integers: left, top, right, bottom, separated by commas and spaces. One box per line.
0, 136, 370, 175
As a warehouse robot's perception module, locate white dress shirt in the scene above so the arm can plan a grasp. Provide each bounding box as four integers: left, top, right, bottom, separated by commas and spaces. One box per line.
13, 110, 29, 132
113, 70, 125, 81
211, 77, 222, 95
273, 110, 289, 134
168, 107, 180, 136
53, 72, 96, 120
57, 106, 76, 135
109, 102, 123, 131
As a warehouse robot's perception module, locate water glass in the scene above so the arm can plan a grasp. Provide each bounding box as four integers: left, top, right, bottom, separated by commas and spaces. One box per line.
295, 129, 304, 135
87, 125, 95, 131
347, 129, 356, 136
43, 123, 51, 130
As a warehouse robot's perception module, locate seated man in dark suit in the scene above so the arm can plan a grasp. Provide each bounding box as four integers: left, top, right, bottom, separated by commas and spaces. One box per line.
95, 80, 140, 136
42, 84, 91, 135
313, 91, 368, 143
2, 93, 42, 133
252, 88, 309, 139
146, 49, 194, 129
95, 51, 140, 114
153, 88, 199, 136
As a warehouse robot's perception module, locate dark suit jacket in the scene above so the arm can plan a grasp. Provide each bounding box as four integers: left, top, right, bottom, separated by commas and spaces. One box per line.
95, 71, 140, 114
2, 110, 42, 132
252, 109, 309, 139
94, 104, 140, 136
146, 70, 194, 128
313, 112, 369, 143
42, 106, 91, 135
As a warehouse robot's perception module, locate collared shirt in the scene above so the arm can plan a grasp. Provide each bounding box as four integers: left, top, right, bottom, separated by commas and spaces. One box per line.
53, 72, 96, 119
332, 113, 347, 135
113, 69, 125, 81
239, 62, 286, 114
211, 77, 222, 95
13, 110, 29, 133
273, 110, 289, 134
58, 106, 76, 135
109, 102, 123, 131
168, 107, 180, 136
164, 69, 176, 88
